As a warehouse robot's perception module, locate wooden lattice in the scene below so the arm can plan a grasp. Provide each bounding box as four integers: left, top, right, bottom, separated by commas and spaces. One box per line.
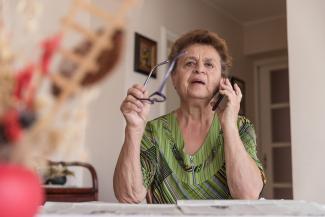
30, 0, 136, 136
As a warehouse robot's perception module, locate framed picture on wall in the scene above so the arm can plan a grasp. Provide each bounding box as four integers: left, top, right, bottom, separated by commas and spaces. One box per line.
134, 33, 157, 78
232, 76, 246, 116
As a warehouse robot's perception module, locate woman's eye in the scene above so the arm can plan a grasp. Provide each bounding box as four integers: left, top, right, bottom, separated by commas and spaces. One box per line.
185, 61, 195, 67
205, 62, 214, 68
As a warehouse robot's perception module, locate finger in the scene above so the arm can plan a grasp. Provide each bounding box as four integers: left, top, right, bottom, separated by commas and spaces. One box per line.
234, 83, 242, 98
133, 84, 146, 93
122, 101, 142, 113
143, 89, 149, 98
125, 95, 144, 109
127, 87, 145, 99
222, 78, 235, 92
219, 78, 232, 89
219, 89, 236, 101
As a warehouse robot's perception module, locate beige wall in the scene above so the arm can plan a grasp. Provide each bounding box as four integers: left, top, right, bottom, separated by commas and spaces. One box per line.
287, 0, 325, 203
241, 17, 288, 127
243, 17, 287, 55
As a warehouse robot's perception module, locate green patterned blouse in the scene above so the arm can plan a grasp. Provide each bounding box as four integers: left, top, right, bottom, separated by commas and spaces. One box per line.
140, 112, 265, 204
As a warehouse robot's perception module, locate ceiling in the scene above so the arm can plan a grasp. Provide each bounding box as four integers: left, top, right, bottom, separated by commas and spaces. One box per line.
202, 0, 286, 24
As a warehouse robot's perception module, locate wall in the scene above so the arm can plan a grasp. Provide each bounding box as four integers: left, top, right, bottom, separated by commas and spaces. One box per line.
243, 16, 287, 55
241, 16, 288, 126
287, 0, 325, 203
85, 0, 245, 202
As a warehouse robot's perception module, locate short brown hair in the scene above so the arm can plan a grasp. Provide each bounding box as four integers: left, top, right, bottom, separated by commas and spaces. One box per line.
169, 29, 232, 76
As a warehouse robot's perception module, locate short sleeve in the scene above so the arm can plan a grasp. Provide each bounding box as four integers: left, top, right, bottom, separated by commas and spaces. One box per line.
140, 122, 157, 188
237, 116, 266, 185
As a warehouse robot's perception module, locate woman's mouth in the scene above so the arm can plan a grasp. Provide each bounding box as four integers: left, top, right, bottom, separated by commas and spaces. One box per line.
191, 79, 206, 85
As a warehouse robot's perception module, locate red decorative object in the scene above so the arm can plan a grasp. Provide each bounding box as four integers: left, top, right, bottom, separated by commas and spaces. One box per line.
14, 64, 35, 101
40, 33, 62, 75
0, 164, 44, 217
2, 109, 22, 143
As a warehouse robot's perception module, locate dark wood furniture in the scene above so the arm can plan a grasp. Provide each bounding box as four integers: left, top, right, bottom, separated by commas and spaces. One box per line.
44, 161, 98, 202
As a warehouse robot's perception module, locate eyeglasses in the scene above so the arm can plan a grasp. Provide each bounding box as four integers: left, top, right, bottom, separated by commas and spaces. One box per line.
137, 51, 186, 104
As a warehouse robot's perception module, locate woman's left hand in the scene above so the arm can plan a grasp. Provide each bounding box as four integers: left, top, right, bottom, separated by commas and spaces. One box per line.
215, 77, 242, 128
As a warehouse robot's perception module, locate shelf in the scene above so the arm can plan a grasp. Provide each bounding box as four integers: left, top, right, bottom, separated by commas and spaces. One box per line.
273, 183, 293, 188
271, 103, 290, 109
271, 142, 291, 148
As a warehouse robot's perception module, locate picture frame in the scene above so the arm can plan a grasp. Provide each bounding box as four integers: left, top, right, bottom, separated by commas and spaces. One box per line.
134, 33, 157, 78
232, 76, 246, 116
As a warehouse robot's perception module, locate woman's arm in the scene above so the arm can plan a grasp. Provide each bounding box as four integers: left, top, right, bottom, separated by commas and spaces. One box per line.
113, 84, 150, 203
113, 126, 147, 203
217, 78, 263, 199
223, 124, 263, 199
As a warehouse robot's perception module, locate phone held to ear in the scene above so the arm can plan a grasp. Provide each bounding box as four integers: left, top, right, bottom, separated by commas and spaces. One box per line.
212, 77, 235, 111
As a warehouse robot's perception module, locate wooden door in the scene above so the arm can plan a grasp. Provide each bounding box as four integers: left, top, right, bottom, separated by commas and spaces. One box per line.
256, 59, 293, 199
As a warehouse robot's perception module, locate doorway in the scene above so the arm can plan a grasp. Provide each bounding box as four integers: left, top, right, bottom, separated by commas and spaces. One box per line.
255, 57, 293, 199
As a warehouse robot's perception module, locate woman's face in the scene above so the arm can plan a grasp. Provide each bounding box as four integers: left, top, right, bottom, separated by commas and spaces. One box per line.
171, 44, 222, 103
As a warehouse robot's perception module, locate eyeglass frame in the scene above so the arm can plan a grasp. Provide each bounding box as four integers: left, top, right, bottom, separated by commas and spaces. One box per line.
137, 51, 186, 104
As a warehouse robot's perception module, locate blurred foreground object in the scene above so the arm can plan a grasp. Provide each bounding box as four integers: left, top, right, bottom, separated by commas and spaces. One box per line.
0, 164, 44, 217
0, 0, 137, 216
0, 0, 137, 166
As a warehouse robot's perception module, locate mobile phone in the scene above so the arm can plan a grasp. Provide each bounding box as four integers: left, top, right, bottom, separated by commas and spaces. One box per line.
212, 77, 235, 111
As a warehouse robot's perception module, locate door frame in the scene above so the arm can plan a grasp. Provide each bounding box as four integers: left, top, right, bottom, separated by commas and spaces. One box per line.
253, 56, 289, 198
253, 56, 288, 145
159, 26, 179, 115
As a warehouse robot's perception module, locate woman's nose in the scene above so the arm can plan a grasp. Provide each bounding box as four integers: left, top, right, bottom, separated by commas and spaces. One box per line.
194, 62, 206, 74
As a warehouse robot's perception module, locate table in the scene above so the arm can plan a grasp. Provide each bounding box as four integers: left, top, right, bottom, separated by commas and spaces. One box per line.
38, 200, 325, 217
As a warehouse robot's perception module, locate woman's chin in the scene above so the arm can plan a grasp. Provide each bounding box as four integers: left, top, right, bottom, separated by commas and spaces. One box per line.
186, 88, 208, 97
187, 93, 210, 101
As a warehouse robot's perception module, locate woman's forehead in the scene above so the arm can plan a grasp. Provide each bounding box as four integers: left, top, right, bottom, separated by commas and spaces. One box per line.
183, 44, 221, 60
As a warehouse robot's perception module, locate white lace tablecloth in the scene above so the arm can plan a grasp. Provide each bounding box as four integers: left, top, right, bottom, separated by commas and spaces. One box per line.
38, 200, 325, 217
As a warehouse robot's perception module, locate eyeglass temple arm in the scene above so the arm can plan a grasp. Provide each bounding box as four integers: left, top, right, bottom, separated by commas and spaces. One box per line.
143, 60, 169, 87
156, 52, 186, 93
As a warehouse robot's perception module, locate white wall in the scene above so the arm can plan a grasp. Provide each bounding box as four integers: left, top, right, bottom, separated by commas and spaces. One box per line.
241, 16, 288, 130
85, 0, 245, 202
226, 16, 288, 127
243, 17, 287, 55
287, 0, 325, 203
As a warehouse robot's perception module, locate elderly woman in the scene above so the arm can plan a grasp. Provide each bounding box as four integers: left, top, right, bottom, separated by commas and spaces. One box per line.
113, 29, 265, 203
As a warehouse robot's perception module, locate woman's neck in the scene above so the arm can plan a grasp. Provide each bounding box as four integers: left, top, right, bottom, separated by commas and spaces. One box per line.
176, 100, 214, 124
175, 100, 215, 155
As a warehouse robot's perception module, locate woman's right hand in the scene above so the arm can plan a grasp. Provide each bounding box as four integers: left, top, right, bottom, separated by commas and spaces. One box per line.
120, 84, 151, 131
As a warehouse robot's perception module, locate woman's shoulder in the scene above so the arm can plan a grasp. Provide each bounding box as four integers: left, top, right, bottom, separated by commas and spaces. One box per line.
146, 112, 173, 127
237, 115, 252, 125
143, 113, 174, 143
236, 116, 257, 141
236, 115, 255, 131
